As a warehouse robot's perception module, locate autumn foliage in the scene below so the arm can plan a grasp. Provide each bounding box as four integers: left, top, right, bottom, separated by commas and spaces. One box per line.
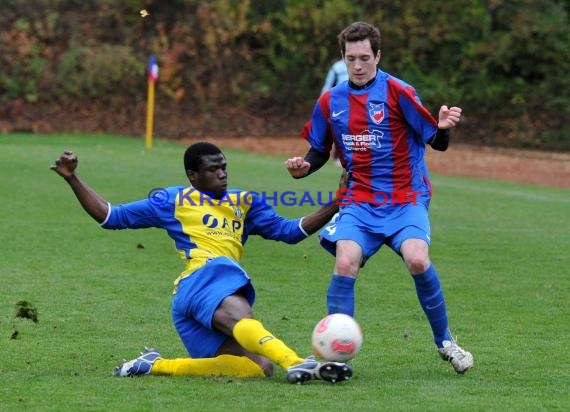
1, 0, 568, 149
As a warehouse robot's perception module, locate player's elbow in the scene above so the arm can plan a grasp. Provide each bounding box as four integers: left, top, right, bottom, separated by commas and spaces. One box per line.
430, 141, 448, 152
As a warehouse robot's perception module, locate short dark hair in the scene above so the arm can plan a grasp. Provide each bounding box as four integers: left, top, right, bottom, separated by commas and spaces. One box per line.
338, 21, 381, 56
184, 142, 223, 172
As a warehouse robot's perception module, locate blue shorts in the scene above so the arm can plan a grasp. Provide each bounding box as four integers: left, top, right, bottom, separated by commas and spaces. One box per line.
171, 256, 255, 358
319, 202, 431, 265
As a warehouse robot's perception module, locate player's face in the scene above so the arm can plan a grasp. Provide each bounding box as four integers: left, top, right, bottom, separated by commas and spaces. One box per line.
190, 154, 228, 199
343, 39, 380, 86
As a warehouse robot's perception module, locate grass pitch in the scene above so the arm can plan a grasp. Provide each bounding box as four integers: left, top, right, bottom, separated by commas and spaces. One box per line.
0, 133, 568, 411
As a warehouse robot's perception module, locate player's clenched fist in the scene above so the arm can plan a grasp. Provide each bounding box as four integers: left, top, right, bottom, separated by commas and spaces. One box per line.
284, 156, 311, 178
437, 105, 462, 129
50, 150, 78, 179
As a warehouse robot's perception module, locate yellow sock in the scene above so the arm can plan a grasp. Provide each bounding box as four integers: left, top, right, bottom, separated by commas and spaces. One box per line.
150, 355, 265, 377
232, 318, 304, 369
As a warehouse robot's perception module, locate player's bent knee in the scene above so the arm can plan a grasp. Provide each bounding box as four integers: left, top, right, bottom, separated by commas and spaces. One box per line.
405, 255, 430, 274
335, 255, 360, 275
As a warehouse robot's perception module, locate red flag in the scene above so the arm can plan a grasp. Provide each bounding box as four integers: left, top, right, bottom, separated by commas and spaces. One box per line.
147, 54, 159, 82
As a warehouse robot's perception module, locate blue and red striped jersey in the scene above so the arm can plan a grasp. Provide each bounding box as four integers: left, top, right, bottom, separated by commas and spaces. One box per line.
304, 70, 438, 203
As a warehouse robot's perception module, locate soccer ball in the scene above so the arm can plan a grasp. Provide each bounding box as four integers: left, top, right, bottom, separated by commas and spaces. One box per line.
311, 313, 363, 362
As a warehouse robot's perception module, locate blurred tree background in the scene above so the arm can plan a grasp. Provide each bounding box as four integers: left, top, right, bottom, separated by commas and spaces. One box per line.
0, 0, 568, 150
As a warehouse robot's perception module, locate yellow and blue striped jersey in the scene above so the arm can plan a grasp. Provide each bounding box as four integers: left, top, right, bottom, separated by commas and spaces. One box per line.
101, 186, 308, 285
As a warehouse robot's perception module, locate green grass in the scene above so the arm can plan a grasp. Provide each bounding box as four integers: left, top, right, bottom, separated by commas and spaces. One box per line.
1, 133, 569, 411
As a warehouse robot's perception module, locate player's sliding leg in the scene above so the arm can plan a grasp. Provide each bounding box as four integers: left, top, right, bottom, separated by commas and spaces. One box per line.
412, 264, 474, 374
232, 318, 304, 368
115, 344, 352, 383
115, 348, 265, 377
214, 293, 352, 384
115, 320, 354, 383
232, 318, 353, 384
151, 354, 265, 377
215, 295, 304, 370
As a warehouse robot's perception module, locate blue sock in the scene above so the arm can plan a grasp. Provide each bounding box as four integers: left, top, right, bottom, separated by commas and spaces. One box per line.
412, 265, 452, 348
326, 274, 356, 316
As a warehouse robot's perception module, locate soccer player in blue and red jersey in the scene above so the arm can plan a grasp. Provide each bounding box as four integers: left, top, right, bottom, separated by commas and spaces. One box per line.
51, 142, 352, 384
286, 21, 474, 374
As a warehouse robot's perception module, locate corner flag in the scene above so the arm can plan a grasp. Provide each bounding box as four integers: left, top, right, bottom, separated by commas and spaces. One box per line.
146, 54, 159, 149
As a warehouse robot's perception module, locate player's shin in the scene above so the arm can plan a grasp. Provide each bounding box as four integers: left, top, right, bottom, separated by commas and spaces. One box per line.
412, 265, 452, 347
327, 274, 356, 316
233, 318, 304, 369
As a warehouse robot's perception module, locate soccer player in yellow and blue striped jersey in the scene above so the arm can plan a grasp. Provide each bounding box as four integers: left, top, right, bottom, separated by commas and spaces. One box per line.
51, 142, 352, 384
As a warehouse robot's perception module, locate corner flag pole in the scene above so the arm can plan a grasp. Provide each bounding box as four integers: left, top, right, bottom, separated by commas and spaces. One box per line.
145, 54, 159, 149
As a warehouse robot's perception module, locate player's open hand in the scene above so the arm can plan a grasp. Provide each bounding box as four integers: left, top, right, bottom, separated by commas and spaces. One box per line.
50, 150, 78, 179
437, 105, 462, 129
284, 156, 310, 178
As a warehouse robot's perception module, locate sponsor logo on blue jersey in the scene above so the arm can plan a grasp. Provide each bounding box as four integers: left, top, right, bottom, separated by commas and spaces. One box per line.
341, 129, 383, 152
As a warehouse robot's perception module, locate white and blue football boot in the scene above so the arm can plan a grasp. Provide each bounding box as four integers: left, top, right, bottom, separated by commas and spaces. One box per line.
115, 347, 162, 377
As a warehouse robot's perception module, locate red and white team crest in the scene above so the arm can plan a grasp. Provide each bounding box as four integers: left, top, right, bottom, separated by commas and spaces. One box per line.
369, 103, 385, 124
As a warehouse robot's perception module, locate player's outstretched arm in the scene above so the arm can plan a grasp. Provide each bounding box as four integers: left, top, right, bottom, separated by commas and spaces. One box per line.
50, 151, 109, 223
300, 169, 347, 235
